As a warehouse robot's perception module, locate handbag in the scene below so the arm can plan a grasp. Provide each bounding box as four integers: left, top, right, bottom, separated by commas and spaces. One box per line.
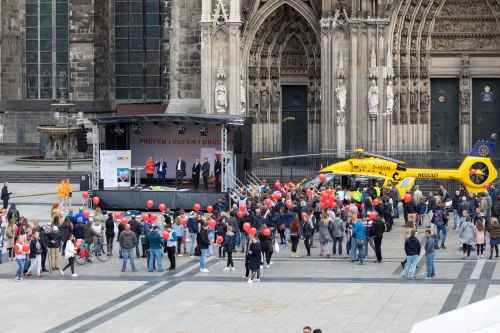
356, 238, 364, 245
274, 240, 280, 253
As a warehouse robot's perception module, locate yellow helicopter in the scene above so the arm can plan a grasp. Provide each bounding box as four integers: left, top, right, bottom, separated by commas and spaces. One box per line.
297, 141, 498, 198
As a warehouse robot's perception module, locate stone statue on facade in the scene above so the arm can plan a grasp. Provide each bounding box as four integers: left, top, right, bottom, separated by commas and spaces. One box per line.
420, 81, 429, 112
400, 80, 408, 109
215, 80, 227, 113
368, 79, 379, 114
249, 79, 259, 113
335, 78, 347, 112
240, 79, 246, 115
460, 79, 470, 111
261, 81, 270, 112
58, 68, 68, 88
410, 80, 418, 111
271, 80, 280, 111
386, 81, 394, 114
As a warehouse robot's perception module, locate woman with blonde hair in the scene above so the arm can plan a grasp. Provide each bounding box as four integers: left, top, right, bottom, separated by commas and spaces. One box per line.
318, 211, 333, 257
5, 219, 16, 261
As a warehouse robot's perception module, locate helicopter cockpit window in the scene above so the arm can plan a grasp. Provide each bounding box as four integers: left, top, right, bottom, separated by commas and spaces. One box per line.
341, 176, 349, 190
326, 175, 342, 188
349, 176, 357, 191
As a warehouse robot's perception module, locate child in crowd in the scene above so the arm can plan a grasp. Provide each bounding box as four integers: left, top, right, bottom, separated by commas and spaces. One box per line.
223, 226, 236, 271
476, 220, 485, 259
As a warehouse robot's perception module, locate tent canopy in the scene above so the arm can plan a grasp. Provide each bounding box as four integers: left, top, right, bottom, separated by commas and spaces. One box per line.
90, 113, 253, 126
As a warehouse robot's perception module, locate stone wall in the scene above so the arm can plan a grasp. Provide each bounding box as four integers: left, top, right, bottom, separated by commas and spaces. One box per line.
168, 0, 202, 111
94, 0, 112, 108
0, 0, 23, 101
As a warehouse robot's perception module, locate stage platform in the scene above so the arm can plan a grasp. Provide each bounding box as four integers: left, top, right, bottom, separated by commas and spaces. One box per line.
93, 188, 228, 210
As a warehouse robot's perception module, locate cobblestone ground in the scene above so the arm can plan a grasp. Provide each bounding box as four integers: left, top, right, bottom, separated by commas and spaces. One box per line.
1, 183, 499, 333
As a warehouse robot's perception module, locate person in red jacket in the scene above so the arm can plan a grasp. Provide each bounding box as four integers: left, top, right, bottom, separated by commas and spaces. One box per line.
145, 155, 155, 187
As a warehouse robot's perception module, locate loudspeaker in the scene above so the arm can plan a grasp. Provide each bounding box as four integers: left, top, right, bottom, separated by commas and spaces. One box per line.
76, 126, 88, 152
98, 179, 104, 190
233, 127, 243, 154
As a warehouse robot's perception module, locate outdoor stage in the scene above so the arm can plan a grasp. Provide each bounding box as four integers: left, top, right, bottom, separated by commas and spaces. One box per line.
89, 113, 252, 211
93, 187, 228, 210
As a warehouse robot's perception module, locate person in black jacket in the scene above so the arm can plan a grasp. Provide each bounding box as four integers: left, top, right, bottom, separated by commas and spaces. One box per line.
1, 181, 12, 209
26, 231, 46, 277
258, 224, 273, 268
105, 213, 115, 256
404, 229, 421, 279
383, 197, 393, 232
174, 156, 187, 190
39, 225, 50, 272
370, 217, 385, 263
198, 222, 210, 272
127, 215, 141, 258
192, 158, 201, 190
48, 226, 62, 271
214, 157, 222, 192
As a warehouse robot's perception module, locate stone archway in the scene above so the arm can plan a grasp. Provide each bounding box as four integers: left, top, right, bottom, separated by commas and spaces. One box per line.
242, 1, 321, 153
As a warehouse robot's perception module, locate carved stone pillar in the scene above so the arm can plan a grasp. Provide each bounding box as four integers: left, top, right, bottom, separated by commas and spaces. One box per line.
459, 54, 471, 154
320, 17, 333, 151
227, 23, 242, 115
201, 0, 211, 22
200, 22, 213, 113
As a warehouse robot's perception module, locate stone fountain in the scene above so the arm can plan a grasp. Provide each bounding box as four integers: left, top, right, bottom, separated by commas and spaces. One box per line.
16, 87, 91, 164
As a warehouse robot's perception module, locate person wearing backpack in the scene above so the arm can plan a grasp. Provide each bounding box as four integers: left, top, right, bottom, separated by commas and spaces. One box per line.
330, 210, 345, 256
318, 212, 333, 257
432, 199, 448, 249
7, 204, 20, 225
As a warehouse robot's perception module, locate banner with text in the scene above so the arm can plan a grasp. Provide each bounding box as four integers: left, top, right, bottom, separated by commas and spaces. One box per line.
130, 123, 233, 179
100, 150, 132, 189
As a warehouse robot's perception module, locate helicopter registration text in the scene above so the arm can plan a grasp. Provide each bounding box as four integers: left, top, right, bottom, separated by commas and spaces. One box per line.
417, 172, 438, 178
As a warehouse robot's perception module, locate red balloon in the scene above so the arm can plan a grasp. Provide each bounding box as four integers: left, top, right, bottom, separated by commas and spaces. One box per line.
162, 231, 170, 240
75, 241, 82, 249
324, 199, 331, 207
249, 227, 257, 236
373, 199, 380, 206
263, 228, 271, 237
83, 210, 90, 218
159, 203, 166, 211
306, 189, 312, 196
206, 205, 214, 213
239, 204, 246, 212
484, 183, 490, 189
301, 212, 308, 219
113, 212, 121, 219
216, 235, 224, 244
237, 211, 244, 219
273, 192, 281, 201
82, 192, 89, 199
182, 218, 188, 227
120, 217, 128, 225
318, 173, 326, 182
243, 222, 251, 232
274, 181, 281, 189
265, 199, 272, 207
329, 194, 335, 201
285, 186, 290, 192
369, 211, 377, 220
320, 202, 326, 210
286, 202, 293, 209
93, 196, 100, 206
141, 213, 149, 221
22, 243, 30, 252
151, 213, 158, 222
194, 203, 201, 212
470, 169, 476, 175
345, 205, 350, 212
321, 190, 327, 197
326, 188, 333, 195
208, 219, 216, 228
404, 193, 412, 203
146, 200, 154, 209
332, 201, 337, 209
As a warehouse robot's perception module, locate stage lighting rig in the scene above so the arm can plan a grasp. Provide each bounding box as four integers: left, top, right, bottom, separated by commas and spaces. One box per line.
200, 126, 208, 136
113, 126, 125, 136
133, 122, 143, 134
178, 126, 186, 134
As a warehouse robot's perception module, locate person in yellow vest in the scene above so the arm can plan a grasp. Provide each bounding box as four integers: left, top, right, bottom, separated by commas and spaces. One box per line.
374, 181, 381, 198
63, 179, 73, 212
57, 180, 66, 211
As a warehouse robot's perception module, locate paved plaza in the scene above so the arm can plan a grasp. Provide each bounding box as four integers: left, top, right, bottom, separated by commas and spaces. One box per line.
1, 180, 500, 332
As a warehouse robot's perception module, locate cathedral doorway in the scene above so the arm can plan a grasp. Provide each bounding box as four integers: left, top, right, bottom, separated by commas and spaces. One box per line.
281, 85, 308, 154
472, 78, 500, 156
430, 79, 459, 154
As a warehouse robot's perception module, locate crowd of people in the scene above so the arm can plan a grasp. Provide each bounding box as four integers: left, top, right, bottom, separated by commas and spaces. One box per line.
1, 178, 500, 284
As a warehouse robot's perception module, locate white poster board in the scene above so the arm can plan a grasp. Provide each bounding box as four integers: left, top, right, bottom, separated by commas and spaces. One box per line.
100, 150, 132, 189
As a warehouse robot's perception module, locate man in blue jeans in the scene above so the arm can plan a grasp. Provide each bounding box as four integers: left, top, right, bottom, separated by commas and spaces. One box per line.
119, 224, 137, 272
187, 213, 200, 257
352, 218, 366, 264
404, 229, 421, 279
147, 225, 163, 272
198, 222, 210, 272
424, 229, 436, 279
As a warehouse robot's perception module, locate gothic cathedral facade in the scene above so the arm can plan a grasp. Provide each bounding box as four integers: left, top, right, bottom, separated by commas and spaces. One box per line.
0, 0, 499, 155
